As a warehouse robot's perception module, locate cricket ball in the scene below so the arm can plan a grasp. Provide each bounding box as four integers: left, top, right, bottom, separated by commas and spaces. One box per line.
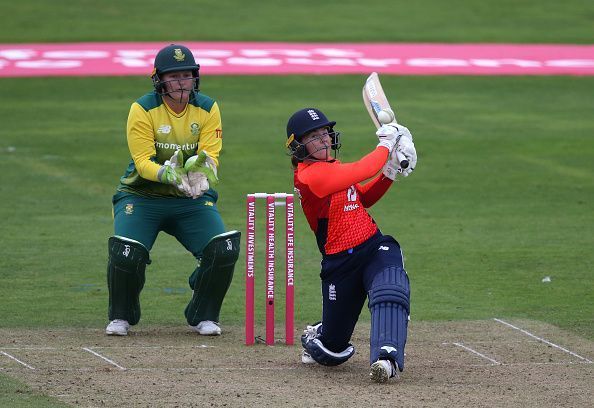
377, 109, 395, 124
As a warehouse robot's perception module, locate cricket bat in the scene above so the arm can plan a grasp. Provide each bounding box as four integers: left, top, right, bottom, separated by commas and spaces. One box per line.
362, 72, 409, 169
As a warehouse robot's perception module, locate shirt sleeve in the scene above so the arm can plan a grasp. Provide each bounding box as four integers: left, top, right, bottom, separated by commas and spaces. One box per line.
357, 174, 393, 207
298, 146, 389, 198
126, 102, 161, 182
196, 101, 222, 167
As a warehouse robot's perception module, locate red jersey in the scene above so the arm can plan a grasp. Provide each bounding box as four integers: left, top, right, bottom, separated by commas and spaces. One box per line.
294, 146, 393, 255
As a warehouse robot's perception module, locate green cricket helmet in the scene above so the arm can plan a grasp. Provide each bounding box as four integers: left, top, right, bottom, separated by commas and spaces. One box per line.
151, 44, 200, 93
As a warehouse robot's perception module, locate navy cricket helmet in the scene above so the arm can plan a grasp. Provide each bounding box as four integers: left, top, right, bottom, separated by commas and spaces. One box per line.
151, 44, 200, 93
285, 108, 341, 161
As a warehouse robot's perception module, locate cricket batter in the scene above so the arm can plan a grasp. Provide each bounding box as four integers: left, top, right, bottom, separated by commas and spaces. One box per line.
105, 44, 240, 337
286, 108, 417, 383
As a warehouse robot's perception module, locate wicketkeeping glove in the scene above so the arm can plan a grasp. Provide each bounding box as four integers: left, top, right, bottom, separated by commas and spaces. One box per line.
184, 151, 219, 199
158, 149, 192, 196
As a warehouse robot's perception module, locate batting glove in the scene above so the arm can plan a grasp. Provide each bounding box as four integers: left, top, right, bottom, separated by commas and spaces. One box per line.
382, 149, 400, 180
376, 124, 400, 151
382, 126, 417, 179
394, 130, 417, 177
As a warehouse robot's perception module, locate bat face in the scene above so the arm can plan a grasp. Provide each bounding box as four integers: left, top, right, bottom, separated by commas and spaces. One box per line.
362, 72, 397, 128
362, 72, 409, 169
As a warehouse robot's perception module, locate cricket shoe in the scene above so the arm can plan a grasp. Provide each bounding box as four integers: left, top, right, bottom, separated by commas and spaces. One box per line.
189, 320, 221, 336
301, 349, 316, 364
105, 319, 130, 336
301, 322, 323, 347
370, 359, 399, 383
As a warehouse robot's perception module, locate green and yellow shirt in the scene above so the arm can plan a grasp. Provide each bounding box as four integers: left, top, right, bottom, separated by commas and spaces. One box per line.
118, 91, 222, 198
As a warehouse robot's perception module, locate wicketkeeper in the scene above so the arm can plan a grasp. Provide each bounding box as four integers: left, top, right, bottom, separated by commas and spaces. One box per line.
286, 107, 417, 383
105, 44, 240, 337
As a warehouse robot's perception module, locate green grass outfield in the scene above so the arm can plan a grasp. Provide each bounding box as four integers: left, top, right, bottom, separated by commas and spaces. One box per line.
1, 73, 592, 336
3, 0, 594, 43
1, 0, 593, 405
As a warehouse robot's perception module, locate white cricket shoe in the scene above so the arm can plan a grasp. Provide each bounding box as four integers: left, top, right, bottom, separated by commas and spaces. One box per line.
301, 349, 316, 364
370, 359, 399, 383
189, 320, 221, 336
105, 319, 130, 336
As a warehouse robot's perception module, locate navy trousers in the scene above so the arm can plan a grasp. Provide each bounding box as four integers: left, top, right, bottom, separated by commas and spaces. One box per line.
318, 232, 406, 356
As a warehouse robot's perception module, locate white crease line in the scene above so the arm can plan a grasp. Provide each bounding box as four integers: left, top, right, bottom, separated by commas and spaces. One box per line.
452, 342, 501, 365
92, 344, 216, 349
131, 366, 300, 371
494, 318, 593, 363
1, 350, 35, 370
82, 347, 126, 371
0, 345, 214, 350
0, 366, 300, 372
1, 360, 591, 373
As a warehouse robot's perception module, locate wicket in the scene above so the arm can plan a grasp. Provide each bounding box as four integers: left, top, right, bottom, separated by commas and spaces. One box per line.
245, 193, 295, 345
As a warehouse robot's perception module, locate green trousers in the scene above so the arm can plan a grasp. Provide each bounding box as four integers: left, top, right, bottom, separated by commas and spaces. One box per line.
110, 191, 227, 325
112, 191, 225, 258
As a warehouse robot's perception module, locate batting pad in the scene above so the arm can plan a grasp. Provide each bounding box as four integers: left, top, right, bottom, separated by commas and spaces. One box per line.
185, 230, 241, 325
303, 338, 355, 366
368, 265, 410, 369
107, 236, 150, 325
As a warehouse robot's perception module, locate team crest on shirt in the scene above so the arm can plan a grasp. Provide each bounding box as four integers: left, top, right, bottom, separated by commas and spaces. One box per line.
347, 186, 357, 202
190, 122, 200, 135
344, 186, 360, 211
125, 203, 134, 215
173, 49, 186, 62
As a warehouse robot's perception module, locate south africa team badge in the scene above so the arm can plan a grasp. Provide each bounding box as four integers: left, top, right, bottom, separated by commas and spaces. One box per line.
125, 203, 134, 215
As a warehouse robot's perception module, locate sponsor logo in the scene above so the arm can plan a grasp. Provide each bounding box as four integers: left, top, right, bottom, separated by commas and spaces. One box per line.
381, 345, 398, 355
344, 203, 360, 211
329, 284, 336, 301
155, 142, 198, 150
158, 124, 172, 134
3, 44, 594, 78
204, 201, 214, 206
124, 203, 134, 215
190, 122, 200, 135
379, 245, 389, 251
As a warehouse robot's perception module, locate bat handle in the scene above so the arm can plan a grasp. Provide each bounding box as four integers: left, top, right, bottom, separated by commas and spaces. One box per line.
395, 150, 409, 169
378, 114, 409, 169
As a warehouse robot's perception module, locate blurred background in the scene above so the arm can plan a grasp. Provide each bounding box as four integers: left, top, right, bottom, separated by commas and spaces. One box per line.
1, 0, 592, 343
